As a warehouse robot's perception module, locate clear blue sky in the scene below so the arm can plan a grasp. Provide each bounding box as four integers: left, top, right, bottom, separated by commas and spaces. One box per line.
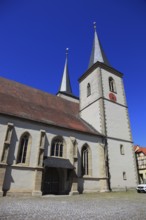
0, 0, 146, 146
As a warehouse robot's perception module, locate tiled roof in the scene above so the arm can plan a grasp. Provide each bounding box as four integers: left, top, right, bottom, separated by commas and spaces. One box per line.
0, 77, 100, 136
134, 145, 146, 155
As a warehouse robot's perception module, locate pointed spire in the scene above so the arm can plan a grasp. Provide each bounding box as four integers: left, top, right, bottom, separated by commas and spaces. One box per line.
88, 22, 110, 68
59, 48, 72, 95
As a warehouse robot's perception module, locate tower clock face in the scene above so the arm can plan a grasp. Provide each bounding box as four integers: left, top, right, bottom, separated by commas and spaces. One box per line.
109, 93, 117, 102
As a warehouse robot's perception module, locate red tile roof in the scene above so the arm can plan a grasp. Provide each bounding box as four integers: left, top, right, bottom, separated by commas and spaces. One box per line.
134, 145, 146, 155
0, 77, 100, 136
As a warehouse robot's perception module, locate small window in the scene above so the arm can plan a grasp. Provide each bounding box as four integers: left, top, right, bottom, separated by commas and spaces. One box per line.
120, 145, 124, 155
123, 172, 127, 180
51, 137, 63, 157
17, 133, 30, 164
87, 83, 91, 97
109, 77, 116, 93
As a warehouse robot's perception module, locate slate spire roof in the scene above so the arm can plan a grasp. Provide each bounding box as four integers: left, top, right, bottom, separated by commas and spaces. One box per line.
59, 48, 73, 95
88, 22, 110, 68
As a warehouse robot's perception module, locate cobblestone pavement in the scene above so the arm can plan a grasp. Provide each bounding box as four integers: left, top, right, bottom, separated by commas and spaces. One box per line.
0, 191, 146, 220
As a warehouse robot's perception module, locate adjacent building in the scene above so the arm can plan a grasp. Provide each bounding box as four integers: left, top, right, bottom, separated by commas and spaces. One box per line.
134, 145, 146, 184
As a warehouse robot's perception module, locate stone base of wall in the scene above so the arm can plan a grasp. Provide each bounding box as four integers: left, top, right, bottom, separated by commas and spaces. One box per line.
83, 190, 100, 194
99, 179, 109, 192
32, 190, 42, 196
2, 190, 32, 197
111, 187, 136, 192
0, 190, 3, 197
100, 189, 110, 193
69, 191, 79, 195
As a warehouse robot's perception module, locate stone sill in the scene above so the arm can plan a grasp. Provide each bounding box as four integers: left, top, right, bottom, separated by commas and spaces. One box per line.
82, 176, 108, 180
0, 163, 43, 171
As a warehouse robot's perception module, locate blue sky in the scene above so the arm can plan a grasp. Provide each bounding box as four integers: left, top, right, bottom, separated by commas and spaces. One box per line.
0, 0, 146, 146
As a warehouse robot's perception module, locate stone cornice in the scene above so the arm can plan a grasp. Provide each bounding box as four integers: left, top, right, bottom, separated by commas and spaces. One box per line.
78, 61, 123, 83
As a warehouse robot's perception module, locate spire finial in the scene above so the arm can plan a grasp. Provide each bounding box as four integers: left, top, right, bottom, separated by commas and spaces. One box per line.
66, 48, 69, 57
93, 21, 96, 31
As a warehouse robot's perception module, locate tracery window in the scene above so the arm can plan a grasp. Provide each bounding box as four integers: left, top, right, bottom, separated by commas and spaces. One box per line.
109, 77, 116, 93
87, 83, 91, 97
51, 137, 63, 157
17, 132, 30, 164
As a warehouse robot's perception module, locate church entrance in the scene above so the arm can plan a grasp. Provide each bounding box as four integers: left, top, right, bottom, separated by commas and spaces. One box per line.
42, 167, 59, 195
42, 157, 75, 195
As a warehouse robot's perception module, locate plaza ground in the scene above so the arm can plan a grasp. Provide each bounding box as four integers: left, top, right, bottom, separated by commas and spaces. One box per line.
0, 191, 146, 220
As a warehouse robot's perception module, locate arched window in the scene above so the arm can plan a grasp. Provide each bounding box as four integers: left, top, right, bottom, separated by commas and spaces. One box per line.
81, 145, 91, 176
87, 83, 91, 97
51, 137, 63, 157
109, 77, 116, 93
17, 132, 30, 164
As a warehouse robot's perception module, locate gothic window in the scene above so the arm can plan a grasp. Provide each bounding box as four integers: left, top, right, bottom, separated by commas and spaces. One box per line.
16, 132, 31, 164
51, 137, 63, 157
109, 77, 116, 93
87, 83, 91, 97
120, 145, 124, 155
123, 172, 127, 180
81, 145, 91, 176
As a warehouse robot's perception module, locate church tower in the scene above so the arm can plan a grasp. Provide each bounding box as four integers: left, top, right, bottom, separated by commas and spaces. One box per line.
79, 23, 138, 190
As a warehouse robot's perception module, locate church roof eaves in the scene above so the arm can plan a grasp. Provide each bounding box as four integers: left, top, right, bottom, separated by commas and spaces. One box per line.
56, 91, 79, 100
1, 111, 100, 137
0, 77, 101, 137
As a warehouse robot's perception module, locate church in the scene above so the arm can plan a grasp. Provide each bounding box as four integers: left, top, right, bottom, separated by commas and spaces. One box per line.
0, 24, 138, 196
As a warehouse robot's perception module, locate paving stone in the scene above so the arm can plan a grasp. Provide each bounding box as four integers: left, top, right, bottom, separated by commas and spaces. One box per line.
0, 192, 146, 220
